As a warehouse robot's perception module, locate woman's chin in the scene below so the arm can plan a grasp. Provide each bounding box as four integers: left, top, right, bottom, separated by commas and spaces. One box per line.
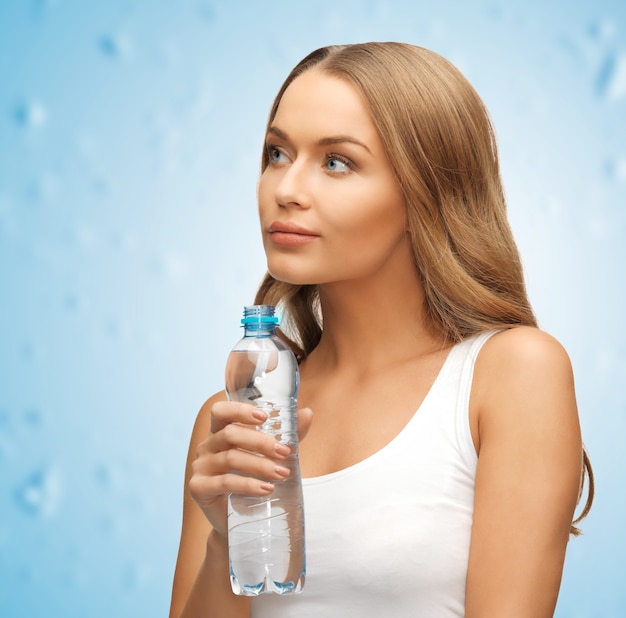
267, 266, 319, 286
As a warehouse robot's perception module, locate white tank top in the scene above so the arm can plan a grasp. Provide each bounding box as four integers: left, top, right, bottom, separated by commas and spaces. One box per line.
251, 331, 496, 618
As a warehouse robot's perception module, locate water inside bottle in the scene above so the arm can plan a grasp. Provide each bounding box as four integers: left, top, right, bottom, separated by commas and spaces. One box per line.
225, 349, 299, 443
225, 345, 305, 595
228, 470, 305, 595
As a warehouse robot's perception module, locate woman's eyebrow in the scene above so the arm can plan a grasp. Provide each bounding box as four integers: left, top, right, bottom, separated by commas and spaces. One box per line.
267, 125, 372, 154
318, 136, 372, 154
266, 125, 288, 141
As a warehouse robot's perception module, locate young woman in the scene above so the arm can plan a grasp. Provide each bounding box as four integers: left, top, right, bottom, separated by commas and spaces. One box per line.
169, 43, 593, 617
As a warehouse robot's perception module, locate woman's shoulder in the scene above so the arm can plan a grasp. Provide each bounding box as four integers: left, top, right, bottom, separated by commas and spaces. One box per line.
472, 326, 576, 423
478, 326, 573, 377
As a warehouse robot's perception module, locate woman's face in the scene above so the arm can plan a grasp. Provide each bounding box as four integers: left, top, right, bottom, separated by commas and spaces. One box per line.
258, 69, 410, 287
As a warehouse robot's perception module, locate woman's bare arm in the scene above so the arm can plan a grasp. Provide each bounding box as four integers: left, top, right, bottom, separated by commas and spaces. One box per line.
465, 327, 583, 617
169, 392, 313, 617
169, 393, 250, 618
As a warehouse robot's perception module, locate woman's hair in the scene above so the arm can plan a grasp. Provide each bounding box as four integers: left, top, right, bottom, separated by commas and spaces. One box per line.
253, 42, 592, 533
256, 42, 536, 350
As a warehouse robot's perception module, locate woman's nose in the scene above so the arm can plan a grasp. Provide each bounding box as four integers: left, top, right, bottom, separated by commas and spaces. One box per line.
274, 160, 312, 209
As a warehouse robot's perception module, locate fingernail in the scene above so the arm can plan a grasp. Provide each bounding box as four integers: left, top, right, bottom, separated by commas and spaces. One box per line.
274, 442, 291, 456
274, 465, 290, 478
252, 409, 267, 422
260, 482, 274, 493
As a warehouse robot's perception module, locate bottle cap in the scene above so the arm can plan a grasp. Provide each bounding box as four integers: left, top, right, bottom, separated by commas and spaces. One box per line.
241, 305, 279, 325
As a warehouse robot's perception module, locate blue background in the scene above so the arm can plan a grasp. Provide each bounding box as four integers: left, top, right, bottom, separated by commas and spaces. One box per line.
1, 1, 625, 616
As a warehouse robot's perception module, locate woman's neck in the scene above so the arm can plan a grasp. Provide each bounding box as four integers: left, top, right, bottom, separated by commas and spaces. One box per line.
309, 268, 445, 376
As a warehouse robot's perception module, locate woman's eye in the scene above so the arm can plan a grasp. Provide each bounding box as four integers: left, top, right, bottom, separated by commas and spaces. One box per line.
325, 156, 351, 173
267, 146, 287, 164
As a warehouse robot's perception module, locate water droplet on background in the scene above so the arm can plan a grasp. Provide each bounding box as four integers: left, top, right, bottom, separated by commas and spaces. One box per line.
96, 514, 118, 536
73, 224, 100, 251
537, 195, 562, 217
146, 252, 190, 281
60, 564, 89, 590
64, 292, 80, 312
596, 51, 626, 101
196, 2, 216, 22
0, 195, 11, 231
108, 230, 137, 252
93, 463, 122, 490
15, 467, 62, 517
103, 317, 133, 340
155, 41, 182, 68
21, 341, 45, 362
24, 170, 59, 203
0, 433, 13, 460
13, 100, 48, 129
23, 407, 43, 426
98, 33, 133, 59
122, 561, 153, 590
13, 563, 34, 585
587, 19, 617, 43
0, 525, 9, 549
33, 0, 61, 15
141, 328, 163, 353
91, 175, 110, 194
606, 158, 626, 183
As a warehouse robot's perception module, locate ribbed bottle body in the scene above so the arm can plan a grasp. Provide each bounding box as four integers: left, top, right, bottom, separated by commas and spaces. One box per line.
225, 306, 305, 595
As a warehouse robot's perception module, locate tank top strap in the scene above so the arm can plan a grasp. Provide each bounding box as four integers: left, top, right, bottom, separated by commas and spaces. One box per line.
458, 330, 501, 404
447, 329, 502, 468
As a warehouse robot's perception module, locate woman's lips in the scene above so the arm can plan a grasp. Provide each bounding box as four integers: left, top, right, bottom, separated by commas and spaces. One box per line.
267, 221, 320, 247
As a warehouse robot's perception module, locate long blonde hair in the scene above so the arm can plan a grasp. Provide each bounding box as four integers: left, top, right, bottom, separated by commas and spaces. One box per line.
254, 42, 592, 533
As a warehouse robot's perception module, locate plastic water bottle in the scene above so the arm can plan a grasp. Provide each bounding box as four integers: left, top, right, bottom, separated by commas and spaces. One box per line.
225, 305, 306, 596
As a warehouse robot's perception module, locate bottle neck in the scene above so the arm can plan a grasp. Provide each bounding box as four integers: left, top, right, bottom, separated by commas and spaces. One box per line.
241, 305, 279, 337
243, 324, 276, 338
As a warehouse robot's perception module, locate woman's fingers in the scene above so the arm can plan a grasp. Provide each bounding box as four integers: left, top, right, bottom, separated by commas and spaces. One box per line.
189, 400, 309, 526
210, 400, 267, 432
211, 401, 314, 445
189, 401, 295, 507
195, 441, 291, 482
189, 444, 291, 504
189, 470, 277, 504
207, 420, 290, 460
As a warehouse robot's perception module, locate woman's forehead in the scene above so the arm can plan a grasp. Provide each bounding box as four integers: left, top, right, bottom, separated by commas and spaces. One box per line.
271, 71, 379, 145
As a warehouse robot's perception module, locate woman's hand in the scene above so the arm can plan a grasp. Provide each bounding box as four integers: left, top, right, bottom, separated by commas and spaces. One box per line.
188, 400, 313, 538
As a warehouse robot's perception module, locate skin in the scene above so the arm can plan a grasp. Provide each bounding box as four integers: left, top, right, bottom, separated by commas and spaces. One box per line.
169, 70, 583, 618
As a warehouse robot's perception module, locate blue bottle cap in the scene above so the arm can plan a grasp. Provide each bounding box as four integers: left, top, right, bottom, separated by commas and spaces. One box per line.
241, 305, 280, 325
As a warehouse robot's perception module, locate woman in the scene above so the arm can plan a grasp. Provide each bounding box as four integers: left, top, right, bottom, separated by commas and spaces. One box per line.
170, 42, 593, 617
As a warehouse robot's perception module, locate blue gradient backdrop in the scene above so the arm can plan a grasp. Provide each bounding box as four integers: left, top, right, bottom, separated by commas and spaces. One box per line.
1, 1, 624, 616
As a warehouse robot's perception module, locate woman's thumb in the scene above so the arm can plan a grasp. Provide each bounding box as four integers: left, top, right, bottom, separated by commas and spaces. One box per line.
297, 407, 313, 441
